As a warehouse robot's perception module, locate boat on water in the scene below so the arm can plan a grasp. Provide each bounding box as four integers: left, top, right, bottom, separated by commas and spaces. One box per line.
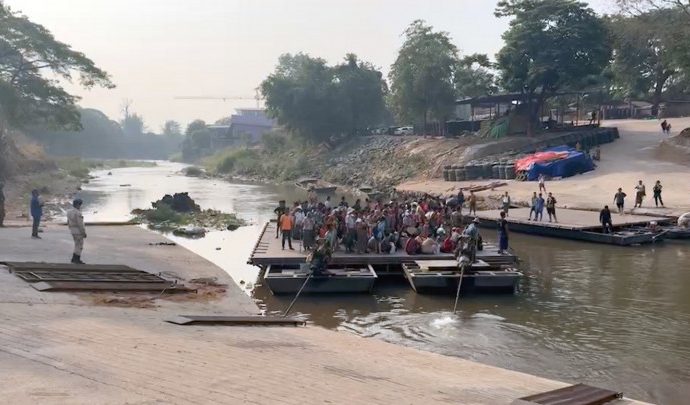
472, 208, 671, 246
295, 178, 337, 194
263, 264, 377, 294
402, 260, 521, 294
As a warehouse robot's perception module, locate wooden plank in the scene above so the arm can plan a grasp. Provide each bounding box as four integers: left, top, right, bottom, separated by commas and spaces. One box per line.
475, 208, 670, 231
3, 262, 141, 273
15, 271, 165, 283
31, 281, 190, 292
165, 315, 306, 326
514, 383, 622, 405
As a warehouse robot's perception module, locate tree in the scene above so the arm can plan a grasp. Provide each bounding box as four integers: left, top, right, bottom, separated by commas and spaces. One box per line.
388, 20, 458, 132
120, 112, 145, 136
162, 120, 182, 137
609, 9, 689, 114
261, 53, 341, 143
333, 53, 387, 134
261, 53, 385, 142
454, 54, 498, 99
495, 0, 611, 134
0, 4, 113, 130
185, 119, 206, 136
616, 0, 690, 19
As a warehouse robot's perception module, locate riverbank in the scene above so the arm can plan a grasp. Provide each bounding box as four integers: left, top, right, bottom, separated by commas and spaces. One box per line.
0, 224, 649, 404
398, 118, 690, 217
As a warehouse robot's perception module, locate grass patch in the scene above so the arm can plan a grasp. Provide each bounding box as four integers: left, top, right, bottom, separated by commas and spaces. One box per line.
131, 206, 246, 231
183, 166, 204, 177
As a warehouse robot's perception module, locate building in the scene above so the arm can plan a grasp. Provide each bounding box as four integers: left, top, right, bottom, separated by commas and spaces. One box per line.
208, 108, 277, 150
228, 108, 276, 142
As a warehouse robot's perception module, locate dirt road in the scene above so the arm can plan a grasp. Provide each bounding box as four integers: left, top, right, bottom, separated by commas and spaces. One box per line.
399, 118, 690, 217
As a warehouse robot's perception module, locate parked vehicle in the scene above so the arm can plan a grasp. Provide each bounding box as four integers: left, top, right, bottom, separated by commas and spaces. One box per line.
394, 126, 414, 135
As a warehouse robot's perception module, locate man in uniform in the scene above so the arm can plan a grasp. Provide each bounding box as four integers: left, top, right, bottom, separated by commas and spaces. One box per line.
66, 198, 87, 264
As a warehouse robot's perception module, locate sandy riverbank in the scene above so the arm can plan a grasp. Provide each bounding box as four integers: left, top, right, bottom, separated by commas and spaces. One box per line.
398, 118, 690, 217
0, 225, 648, 404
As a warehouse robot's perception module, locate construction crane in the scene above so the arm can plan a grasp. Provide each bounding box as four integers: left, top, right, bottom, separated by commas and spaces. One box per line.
174, 88, 264, 108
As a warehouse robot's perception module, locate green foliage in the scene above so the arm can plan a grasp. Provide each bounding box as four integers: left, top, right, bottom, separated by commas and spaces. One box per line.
206, 149, 261, 175
162, 120, 182, 137
388, 20, 459, 129
183, 166, 204, 177
185, 119, 206, 136
495, 1, 611, 132
496, 0, 611, 94
28, 108, 181, 159
609, 8, 690, 112
455, 54, 498, 99
120, 113, 145, 136
0, 4, 113, 130
260, 53, 386, 143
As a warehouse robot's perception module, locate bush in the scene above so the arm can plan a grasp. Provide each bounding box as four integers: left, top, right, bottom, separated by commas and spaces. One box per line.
183, 166, 204, 177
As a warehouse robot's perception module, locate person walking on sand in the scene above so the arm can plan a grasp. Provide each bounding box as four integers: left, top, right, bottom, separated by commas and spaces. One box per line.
67, 198, 87, 264
546, 192, 558, 223
528, 192, 538, 220
600, 205, 613, 234
30, 189, 44, 239
661, 120, 668, 134
634, 180, 646, 208
538, 174, 546, 193
653, 180, 664, 207
613, 188, 627, 214
498, 211, 509, 254
501, 192, 511, 216
279, 211, 294, 250
468, 191, 477, 216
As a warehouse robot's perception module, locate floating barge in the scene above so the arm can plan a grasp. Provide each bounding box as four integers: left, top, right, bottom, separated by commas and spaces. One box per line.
249, 222, 519, 295
263, 264, 376, 295
472, 208, 671, 246
294, 177, 337, 194
402, 260, 521, 294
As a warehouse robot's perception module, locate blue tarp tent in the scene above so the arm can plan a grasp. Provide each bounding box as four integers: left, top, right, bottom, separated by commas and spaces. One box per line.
525, 145, 594, 181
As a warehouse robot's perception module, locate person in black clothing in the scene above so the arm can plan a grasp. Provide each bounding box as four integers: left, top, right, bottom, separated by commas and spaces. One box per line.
498, 211, 509, 254
600, 205, 613, 234
653, 180, 664, 207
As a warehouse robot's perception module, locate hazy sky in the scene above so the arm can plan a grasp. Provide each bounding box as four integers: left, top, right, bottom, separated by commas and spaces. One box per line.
7, 0, 614, 131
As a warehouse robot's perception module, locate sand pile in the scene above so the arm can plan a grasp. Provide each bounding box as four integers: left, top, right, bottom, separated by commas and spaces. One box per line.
656, 127, 690, 164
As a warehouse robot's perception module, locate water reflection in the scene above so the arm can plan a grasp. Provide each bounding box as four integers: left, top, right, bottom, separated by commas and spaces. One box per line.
81, 161, 690, 404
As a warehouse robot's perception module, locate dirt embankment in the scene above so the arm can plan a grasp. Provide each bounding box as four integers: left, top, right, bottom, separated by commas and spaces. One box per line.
298, 134, 542, 194
1, 130, 80, 225
656, 127, 690, 165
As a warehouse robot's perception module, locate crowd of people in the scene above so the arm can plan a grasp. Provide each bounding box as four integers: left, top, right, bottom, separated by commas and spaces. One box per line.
272, 187, 507, 260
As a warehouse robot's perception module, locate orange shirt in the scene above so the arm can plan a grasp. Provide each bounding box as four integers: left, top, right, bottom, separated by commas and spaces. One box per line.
279, 214, 293, 231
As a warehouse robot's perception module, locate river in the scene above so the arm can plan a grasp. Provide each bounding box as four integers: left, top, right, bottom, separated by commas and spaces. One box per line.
81, 161, 689, 404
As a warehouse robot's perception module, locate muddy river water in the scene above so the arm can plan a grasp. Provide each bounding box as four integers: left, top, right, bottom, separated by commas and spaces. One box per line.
81, 161, 689, 404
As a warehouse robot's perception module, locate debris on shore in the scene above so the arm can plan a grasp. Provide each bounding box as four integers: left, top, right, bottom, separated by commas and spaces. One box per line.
132, 192, 246, 235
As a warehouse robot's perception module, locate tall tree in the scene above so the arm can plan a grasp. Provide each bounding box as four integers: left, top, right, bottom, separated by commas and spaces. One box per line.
616, 0, 690, 18
495, 0, 611, 134
162, 120, 182, 137
609, 9, 689, 114
261, 53, 385, 142
185, 119, 206, 136
120, 112, 145, 136
388, 20, 459, 132
333, 53, 386, 134
454, 53, 498, 99
0, 3, 113, 130
261, 53, 341, 143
